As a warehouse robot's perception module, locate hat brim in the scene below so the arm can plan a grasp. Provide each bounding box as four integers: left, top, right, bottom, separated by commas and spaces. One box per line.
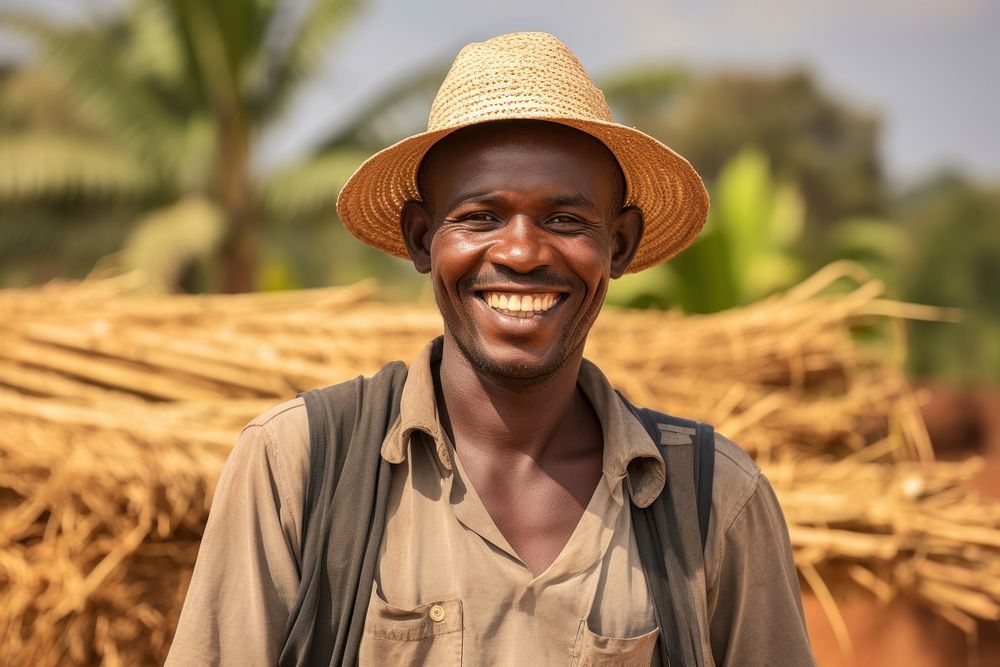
335, 117, 709, 273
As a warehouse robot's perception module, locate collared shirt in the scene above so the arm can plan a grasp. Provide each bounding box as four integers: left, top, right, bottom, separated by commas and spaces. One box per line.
167, 340, 815, 666
360, 339, 663, 665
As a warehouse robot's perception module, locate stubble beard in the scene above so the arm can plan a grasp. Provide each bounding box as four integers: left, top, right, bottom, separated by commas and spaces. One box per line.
450, 324, 574, 385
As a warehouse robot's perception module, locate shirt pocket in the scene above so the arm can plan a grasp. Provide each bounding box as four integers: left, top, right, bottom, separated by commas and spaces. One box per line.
359, 585, 463, 667
573, 622, 659, 667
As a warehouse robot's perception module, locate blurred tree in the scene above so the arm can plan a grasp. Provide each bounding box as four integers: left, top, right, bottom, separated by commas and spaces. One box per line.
0, 63, 142, 286
264, 62, 450, 296
822, 215, 907, 290
608, 147, 806, 313
603, 67, 885, 234
600, 65, 691, 137
897, 173, 1000, 384
1, 0, 370, 292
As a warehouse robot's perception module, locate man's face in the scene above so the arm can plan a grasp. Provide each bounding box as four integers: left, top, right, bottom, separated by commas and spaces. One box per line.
403, 121, 642, 383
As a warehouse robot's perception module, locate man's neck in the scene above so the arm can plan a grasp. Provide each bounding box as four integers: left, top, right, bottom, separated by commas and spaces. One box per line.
433, 337, 591, 463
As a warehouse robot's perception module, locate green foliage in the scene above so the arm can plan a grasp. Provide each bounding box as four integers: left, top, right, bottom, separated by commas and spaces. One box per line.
0, 132, 153, 199
0, 0, 365, 293
603, 67, 884, 233
823, 216, 907, 289
897, 174, 1000, 384
120, 196, 226, 293
260, 149, 373, 217
601, 66, 691, 135
608, 147, 806, 313
0, 201, 135, 287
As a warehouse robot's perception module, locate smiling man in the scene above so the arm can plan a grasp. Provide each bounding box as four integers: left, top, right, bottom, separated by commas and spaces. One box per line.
168, 33, 814, 667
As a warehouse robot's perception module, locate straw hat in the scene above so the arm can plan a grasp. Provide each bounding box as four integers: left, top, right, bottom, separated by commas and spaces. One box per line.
336, 32, 709, 273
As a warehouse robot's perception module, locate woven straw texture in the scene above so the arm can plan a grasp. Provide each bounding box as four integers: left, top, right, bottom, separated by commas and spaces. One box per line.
336, 32, 709, 273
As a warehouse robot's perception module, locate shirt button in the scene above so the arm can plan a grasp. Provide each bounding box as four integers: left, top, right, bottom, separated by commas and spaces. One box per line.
429, 604, 446, 622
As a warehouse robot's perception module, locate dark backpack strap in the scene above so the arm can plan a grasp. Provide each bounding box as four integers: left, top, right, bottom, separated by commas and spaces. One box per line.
279, 362, 408, 667
617, 391, 715, 550
694, 421, 715, 551
619, 391, 714, 667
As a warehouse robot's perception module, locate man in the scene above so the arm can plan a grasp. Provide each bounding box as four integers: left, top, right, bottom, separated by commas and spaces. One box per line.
168, 32, 814, 666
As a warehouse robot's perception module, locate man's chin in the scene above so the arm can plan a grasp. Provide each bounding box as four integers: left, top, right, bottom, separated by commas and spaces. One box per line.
454, 336, 570, 385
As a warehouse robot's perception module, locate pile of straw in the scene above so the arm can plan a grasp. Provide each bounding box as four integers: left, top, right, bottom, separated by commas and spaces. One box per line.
773, 457, 1000, 658
0, 264, 994, 665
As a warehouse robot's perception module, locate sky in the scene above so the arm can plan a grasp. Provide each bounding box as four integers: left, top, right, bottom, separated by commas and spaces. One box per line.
3, 0, 999, 184
257, 0, 1000, 185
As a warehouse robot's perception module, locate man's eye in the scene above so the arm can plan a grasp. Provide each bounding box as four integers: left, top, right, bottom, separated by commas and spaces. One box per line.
464, 212, 498, 222
547, 214, 584, 227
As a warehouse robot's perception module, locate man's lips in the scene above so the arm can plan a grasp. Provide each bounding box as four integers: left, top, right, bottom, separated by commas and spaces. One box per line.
475, 290, 566, 319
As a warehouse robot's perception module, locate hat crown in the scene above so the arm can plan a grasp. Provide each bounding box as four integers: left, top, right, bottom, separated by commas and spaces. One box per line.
427, 32, 614, 131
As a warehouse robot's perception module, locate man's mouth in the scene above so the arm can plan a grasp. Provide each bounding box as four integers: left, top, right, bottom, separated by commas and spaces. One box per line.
479, 291, 563, 319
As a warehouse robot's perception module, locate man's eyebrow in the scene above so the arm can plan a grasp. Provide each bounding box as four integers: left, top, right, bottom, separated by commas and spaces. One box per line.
445, 191, 507, 209
544, 193, 599, 211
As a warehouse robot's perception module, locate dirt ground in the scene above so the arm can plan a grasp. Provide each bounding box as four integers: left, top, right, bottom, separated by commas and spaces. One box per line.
805, 386, 1000, 667
804, 593, 1000, 667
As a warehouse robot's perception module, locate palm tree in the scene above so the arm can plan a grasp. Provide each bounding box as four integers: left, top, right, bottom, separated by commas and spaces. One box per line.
1, 0, 374, 292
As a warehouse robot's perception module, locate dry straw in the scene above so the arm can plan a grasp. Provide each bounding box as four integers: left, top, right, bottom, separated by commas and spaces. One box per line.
0, 263, 993, 665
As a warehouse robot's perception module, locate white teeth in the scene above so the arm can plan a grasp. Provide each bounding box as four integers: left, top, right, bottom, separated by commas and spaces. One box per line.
482, 291, 561, 317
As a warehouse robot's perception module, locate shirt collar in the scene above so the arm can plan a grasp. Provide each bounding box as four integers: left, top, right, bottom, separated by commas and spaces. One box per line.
381, 337, 454, 471
576, 357, 666, 508
380, 337, 666, 507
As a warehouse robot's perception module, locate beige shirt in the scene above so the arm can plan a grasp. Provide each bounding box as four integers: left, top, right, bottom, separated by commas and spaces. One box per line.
168, 340, 813, 666
360, 341, 662, 665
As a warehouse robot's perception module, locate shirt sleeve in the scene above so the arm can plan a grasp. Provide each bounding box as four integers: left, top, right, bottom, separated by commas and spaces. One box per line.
165, 422, 304, 666
707, 474, 816, 666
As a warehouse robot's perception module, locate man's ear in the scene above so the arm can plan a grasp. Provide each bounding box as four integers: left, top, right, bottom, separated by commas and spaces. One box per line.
609, 206, 644, 278
401, 200, 434, 274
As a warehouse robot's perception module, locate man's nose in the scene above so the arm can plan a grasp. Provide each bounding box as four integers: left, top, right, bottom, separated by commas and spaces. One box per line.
486, 215, 551, 273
